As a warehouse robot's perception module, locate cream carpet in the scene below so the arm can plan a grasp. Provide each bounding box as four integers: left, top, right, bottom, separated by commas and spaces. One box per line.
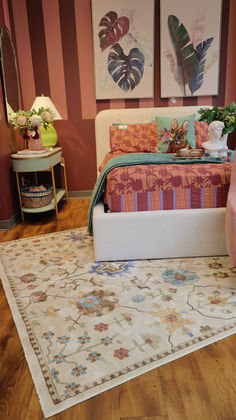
0, 227, 236, 417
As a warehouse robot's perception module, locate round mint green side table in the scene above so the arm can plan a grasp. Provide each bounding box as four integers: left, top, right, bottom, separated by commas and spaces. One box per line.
11, 147, 68, 222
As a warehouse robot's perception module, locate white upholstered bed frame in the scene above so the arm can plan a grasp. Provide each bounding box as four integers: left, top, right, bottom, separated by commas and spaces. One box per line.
93, 106, 227, 261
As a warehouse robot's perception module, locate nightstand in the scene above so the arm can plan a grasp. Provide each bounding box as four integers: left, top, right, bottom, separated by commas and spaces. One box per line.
11, 147, 68, 222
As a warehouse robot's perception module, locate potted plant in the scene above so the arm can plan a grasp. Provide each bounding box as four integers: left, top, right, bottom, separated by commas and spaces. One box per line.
198, 102, 236, 136
8, 107, 55, 150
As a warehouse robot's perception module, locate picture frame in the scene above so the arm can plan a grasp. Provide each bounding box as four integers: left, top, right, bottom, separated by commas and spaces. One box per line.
91, 0, 155, 100
160, 0, 222, 98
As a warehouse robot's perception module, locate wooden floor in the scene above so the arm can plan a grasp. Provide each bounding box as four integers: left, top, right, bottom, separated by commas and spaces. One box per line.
0, 198, 236, 420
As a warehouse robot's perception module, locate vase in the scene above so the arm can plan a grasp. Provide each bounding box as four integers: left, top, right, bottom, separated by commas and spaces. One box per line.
28, 134, 45, 151
40, 123, 58, 148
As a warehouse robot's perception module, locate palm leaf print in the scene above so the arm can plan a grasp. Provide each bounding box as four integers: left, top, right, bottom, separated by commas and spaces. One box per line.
108, 43, 145, 92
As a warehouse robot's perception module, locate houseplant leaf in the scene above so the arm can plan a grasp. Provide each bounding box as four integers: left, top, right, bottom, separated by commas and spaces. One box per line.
168, 15, 198, 95
98, 11, 130, 52
108, 43, 145, 92
189, 38, 214, 95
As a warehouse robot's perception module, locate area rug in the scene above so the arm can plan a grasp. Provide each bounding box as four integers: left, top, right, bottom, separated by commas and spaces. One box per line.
1, 227, 236, 417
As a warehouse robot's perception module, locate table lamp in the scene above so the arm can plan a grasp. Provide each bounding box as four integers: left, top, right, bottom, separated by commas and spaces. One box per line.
31, 94, 62, 148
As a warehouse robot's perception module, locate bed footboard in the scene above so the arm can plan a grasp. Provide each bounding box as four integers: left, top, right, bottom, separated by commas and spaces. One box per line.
93, 202, 227, 261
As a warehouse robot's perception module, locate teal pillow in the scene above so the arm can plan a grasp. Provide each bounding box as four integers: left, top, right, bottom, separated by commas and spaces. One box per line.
154, 114, 196, 153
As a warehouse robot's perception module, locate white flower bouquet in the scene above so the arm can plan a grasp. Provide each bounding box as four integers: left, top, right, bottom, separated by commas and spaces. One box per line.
8, 107, 55, 141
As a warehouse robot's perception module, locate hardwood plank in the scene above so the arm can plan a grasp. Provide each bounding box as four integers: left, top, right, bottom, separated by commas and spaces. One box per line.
194, 339, 236, 419
158, 362, 188, 420
24, 387, 44, 420
121, 417, 168, 420
159, 354, 218, 420
119, 370, 167, 418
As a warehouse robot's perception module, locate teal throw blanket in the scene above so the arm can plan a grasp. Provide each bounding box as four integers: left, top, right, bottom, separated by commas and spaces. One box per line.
88, 152, 234, 236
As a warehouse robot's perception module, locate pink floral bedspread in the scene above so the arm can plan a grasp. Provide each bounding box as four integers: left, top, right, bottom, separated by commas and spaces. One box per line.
100, 153, 232, 212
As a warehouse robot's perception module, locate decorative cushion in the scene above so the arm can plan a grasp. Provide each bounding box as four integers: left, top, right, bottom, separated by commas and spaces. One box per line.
153, 114, 196, 153
194, 120, 209, 149
110, 122, 158, 153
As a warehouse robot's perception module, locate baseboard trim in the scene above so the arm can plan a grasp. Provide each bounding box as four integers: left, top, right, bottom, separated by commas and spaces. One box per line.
68, 190, 92, 198
0, 212, 20, 230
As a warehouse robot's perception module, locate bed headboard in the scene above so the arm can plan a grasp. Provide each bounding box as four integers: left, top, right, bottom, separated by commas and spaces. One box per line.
95, 105, 210, 171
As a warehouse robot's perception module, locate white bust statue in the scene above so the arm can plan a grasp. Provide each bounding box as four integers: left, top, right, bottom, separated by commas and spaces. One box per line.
203, 120, 225, 158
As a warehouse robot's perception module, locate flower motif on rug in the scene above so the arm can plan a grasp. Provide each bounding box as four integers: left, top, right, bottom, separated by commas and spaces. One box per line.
94, 322, 109, 332
57, 336, 70, 344
131, 294, 145, 303
52, 353, 66, 364
64, 382, 80, 394
71, 290, 119, 316
151, 305, 194, 338
20, 273, 37, 283
212, 271, 230, 279
113, 347, 129, 360
64, 232, 86, 242
42, 331, 55, 340
162, 268, 199, 286
100, 336, 113, 345
188, 285, 236, 319
40, 250, 76, 266
88, 261, 134, 277
30, 291, 47, 302
77, 335, 91, 344
86, 351, 101, 362
71, 365, 87, 376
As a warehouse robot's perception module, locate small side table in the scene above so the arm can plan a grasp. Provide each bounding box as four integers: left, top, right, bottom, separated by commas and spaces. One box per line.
11, 147, 68, 222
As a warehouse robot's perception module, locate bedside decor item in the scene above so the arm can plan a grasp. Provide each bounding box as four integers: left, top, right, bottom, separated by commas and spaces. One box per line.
203, 121, 225, 158
31, 94, 62, 148
198, 102, 236, 157
177, 148, 204, 158
21, 184, 53, 208
8, 106, 55, 150
198, 103, 236, 136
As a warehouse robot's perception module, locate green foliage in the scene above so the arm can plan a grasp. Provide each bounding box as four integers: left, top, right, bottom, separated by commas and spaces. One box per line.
198, 102, 236, 135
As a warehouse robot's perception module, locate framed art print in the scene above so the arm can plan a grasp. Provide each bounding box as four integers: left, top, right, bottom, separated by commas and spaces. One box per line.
91, 0, 155, 100
160, 0, 222, 98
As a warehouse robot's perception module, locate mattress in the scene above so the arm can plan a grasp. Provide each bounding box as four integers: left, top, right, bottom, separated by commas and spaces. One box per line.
101, 154, 232, 212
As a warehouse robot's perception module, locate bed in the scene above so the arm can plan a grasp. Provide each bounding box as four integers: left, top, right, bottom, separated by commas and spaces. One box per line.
90, 106, 232, 262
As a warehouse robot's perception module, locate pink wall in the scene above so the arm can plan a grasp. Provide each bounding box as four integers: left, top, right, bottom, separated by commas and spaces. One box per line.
0, 0, 236, 221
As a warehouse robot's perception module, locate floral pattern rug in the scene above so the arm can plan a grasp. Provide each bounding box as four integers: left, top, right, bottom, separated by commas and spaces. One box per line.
1, 227, 236, 417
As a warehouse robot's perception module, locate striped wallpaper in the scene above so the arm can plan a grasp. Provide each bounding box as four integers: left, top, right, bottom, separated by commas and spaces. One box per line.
1, 0, 236, 193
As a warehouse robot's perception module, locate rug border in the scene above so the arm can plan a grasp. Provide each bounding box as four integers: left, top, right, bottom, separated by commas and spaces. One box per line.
1, 241, 236, 417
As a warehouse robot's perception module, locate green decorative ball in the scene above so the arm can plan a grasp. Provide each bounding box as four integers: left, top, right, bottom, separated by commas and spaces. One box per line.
40, 124, 58, 148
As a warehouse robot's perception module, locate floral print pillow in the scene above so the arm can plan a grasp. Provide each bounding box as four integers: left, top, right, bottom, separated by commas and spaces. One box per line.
110, 123, 158, 153
154, 114, 196, 153
194, 120, 209, 148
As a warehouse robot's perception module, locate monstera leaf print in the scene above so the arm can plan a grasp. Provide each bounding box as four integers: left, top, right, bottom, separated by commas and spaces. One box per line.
98, 11, 130, 52
189, 38, 214, 95
108, 43, 145, 92
168, 15, 198, 96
